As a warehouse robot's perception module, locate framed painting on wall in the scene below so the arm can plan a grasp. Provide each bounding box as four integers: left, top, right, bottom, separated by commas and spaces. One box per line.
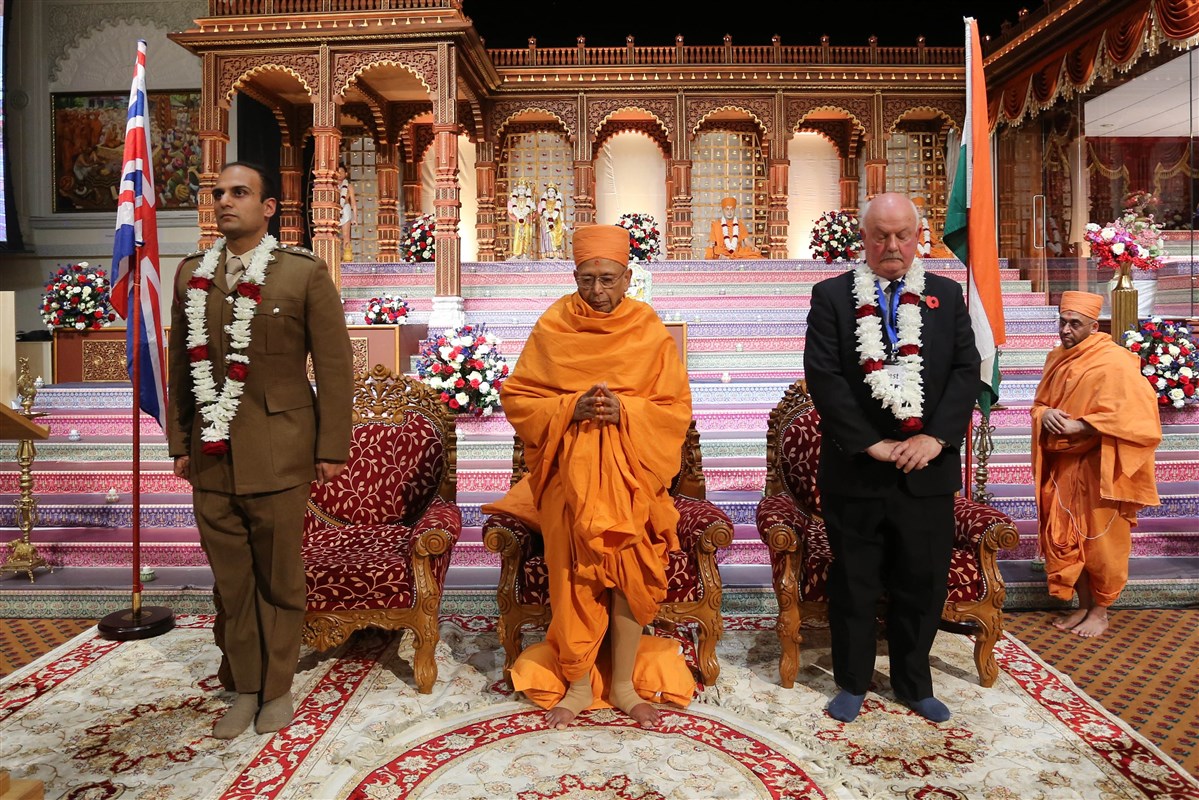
51, 90, 201, 213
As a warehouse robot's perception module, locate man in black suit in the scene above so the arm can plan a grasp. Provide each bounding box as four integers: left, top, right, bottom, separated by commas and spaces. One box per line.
803, 192, 980, 723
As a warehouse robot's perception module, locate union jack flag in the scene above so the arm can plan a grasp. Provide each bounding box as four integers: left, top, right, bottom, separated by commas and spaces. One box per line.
110, 40, 166, 429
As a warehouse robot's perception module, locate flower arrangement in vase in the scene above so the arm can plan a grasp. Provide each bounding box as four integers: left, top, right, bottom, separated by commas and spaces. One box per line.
616, 213, 662, 263
416, 324, 509, 416
1122, 317, 1197, 409
41, 262, 117, 330
809, 210, 862, 263
363, 294, 410, 325
402, 213, 436, 263
1083, 212, 1166, 274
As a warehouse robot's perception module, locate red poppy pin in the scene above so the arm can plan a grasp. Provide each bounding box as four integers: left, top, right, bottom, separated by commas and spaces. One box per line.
924, 295, 940, 309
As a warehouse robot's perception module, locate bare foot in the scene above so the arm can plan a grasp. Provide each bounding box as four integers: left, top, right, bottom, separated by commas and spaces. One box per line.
1070, 608, 1109, 638
1052, 609, 1088, 631
626, 702, 660, 730
545, 706, 578, 730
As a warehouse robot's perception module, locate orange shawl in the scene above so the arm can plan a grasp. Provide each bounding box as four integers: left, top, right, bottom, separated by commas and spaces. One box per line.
1031, 332, 1161, 508
483, 293, 692, 593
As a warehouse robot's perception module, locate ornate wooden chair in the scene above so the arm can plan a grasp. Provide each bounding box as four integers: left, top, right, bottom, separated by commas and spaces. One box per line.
755, 379, 1018, 688
301, 365, 461, 694
483, 421, 734, 686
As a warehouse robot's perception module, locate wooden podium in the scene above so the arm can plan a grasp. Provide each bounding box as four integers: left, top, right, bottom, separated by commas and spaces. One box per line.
0, 404, 49, 441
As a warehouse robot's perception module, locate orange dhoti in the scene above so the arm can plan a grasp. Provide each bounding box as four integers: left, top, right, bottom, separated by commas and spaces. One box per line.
482, 292, 695, 708
1032, 333, 1160, 606
1036, 438, 1134, 606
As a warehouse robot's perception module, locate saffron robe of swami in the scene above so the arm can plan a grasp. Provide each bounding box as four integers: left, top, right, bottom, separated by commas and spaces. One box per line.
483, 292, 693, 687
1031, 332, 1161, 605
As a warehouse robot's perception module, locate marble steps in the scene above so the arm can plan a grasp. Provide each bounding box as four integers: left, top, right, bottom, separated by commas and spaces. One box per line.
342, 262, 997, 278
339, 277, 1037, 297
466, 321, 1062, 342
21, 400, 1131, 439
20, 379, 1054, 409
9, 488, 1194, 542
387, 304, 1061, 328
341, 292, 1054, 314
11, 445, 1193, 498
18, 491, 1192, 571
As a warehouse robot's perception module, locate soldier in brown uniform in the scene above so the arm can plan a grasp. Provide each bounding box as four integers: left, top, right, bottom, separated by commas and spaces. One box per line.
167, 162, 353, 738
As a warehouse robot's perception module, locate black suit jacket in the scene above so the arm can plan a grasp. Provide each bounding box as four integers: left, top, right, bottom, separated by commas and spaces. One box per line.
803, 268, 981, 498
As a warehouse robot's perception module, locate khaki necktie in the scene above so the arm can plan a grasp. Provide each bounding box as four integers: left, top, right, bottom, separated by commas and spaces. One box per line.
224, 254, 243, 290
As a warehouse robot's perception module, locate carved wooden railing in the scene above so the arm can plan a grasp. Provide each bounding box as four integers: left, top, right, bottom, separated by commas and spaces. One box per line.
208, 0, 456, 14
489, 37, 963, 68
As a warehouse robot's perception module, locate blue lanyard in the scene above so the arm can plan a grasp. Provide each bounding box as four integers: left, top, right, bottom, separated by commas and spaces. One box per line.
874, 278, 904, 350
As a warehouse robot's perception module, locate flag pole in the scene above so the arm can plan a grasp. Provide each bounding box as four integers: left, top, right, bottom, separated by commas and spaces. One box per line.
98, 40, 174, 640
98, 252, 174, 640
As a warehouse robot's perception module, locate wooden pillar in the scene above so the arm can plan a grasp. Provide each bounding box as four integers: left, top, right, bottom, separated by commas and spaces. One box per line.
432, 123, 462, 297
668, 159, 693, 260
278, 144, 303, 246
402, 154, 421, 226
767, 158, 789, 259
865, 157, 888, 199
429, 42, 463, 329
572, 160, 596, 228
197, 53, 228, 248
839, 154, 860, 214
475, 140, 498, 262
310, 46, 341, 284
310, 126, 342, 283
376, 142, 400, 261
865, 91, 888, 199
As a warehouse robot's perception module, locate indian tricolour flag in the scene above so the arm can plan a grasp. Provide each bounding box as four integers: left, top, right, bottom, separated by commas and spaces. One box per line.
943, 17, 1005, 415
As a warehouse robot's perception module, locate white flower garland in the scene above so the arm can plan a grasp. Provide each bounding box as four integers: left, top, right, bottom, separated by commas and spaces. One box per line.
852, 259, 926, 427
721, 219, 741, 251
184, 235, 278, 453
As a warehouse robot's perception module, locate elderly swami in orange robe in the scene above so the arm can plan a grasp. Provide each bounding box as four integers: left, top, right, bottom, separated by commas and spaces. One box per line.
1031, 291, 1161, 638
483, 224, 695, 729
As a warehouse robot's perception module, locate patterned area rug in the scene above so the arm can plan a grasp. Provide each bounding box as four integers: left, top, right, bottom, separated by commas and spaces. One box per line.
1006, 608, 1199, 777
1, 616, 1196, 800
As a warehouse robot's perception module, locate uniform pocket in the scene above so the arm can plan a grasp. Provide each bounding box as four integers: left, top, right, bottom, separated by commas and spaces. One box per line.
261, 298, 305, 354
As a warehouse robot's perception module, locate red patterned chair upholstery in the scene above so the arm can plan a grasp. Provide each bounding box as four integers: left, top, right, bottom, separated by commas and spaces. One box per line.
483, 421, 734, 686
302, 365, 461, 694
755, 380, 1018, 688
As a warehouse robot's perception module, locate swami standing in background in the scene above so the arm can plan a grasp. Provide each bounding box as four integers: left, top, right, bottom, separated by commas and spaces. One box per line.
167, 162, 353, 739
1031, 291, 1160, 638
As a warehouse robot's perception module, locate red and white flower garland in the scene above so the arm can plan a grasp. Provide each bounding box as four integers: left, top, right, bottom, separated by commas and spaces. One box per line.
852, 260, 926, 431
184, 235, 278, 455
721, 218, 742, 251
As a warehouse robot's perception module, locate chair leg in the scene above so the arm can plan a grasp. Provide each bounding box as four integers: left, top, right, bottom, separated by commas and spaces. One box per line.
776, 593, 802, 689
694, 613, 723, 686
498, 611, 523, 684
412, 616, 440, 694
972, 612, 1001, 688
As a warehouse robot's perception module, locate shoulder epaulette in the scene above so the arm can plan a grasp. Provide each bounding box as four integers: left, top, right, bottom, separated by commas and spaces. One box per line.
279, 244, 318, 259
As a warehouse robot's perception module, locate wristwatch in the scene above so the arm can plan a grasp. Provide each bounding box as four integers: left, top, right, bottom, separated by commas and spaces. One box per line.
934, 437, 948, 448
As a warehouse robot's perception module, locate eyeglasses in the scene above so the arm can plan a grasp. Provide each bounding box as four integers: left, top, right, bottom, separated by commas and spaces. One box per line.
575, 268, 628, 290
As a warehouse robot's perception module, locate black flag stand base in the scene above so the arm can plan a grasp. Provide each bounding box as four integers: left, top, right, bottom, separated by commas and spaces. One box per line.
99, 595, 175, 640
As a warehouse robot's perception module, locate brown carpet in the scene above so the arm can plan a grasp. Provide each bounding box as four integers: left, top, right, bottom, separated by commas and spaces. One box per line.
2, 611, 1196, 778
1005, 608, 1199, 778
